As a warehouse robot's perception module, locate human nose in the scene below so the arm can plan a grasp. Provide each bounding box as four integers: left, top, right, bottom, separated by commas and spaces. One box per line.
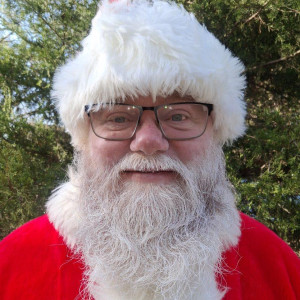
130, 111, 169, 155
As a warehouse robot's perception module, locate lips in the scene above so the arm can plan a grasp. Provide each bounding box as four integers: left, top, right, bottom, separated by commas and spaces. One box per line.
122, 169, 174, 173
121, 169, 178, 184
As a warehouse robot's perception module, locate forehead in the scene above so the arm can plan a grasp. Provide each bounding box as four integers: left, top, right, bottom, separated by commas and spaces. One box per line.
123, 94, 195, 107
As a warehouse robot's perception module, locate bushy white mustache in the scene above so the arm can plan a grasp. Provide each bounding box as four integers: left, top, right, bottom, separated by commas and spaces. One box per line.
118, 154, 185, 172
85, 151, 221, 195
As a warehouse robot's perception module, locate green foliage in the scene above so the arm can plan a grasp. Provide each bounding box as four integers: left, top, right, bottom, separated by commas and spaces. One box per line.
225, 100, 300, 250
0, 0, 96, 238
0, 0, 299, 253
0, 104, 72, 238
0, 0, 98, 121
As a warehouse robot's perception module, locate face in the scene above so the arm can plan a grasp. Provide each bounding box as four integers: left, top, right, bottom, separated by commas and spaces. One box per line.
86, 94, 214, 184
73, 97, 240, 299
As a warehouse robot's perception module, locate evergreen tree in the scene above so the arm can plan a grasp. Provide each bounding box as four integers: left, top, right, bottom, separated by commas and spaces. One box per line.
1, 0, 299, 252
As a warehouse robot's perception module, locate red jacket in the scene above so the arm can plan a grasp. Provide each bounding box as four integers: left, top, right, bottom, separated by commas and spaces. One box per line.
0, 213, 299, 299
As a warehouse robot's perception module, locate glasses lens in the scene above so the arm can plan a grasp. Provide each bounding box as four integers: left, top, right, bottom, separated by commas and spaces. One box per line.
89, 104, 140, 140
157, 103, 209, 139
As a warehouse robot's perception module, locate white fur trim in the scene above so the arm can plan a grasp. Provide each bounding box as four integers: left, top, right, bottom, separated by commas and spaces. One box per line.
46, 182, 82, 249
52, 0, 246, 147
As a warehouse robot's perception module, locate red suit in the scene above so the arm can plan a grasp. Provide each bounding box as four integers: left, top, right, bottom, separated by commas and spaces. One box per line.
0, 213, 299, 299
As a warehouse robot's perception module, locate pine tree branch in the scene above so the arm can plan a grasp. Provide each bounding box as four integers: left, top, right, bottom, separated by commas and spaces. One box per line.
0, 15, 43, 47
0, 32, 13, 43
22, 0, 64, 43
281, 6, 300, 15
38, 14, 64, 43
245, 49, 300, 72
225, 0, 271, 39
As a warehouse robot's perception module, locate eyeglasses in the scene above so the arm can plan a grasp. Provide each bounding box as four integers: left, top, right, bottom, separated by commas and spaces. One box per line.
85, 102, 213, 141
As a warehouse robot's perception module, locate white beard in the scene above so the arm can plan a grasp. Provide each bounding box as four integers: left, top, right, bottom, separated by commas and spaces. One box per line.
63, 143, 241, 300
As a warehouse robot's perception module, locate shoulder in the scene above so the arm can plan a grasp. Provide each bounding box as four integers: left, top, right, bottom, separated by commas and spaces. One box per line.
238, 212, 299, 261
0, 215, 83, 299
222, 213, 300, 300
1, 215, 60, 245
0, 215, 65, 257
0, 215, 67, 274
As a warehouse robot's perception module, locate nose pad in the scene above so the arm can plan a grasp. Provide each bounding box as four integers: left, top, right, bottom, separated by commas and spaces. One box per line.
130, 113, 169, 155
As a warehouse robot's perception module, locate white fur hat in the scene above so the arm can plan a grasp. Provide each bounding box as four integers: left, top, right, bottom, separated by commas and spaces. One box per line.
52, 0, 246, 147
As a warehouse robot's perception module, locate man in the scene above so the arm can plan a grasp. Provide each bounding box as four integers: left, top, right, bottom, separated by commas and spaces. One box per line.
0, 0, 299, 299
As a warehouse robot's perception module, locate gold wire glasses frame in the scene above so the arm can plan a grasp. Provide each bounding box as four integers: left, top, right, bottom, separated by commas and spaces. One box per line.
84, 102, 213, 141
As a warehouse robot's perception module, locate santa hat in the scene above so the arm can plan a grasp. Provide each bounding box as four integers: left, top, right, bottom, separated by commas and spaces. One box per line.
52, 0, 246, 148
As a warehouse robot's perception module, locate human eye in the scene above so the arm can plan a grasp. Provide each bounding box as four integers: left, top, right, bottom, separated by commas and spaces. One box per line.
157, 105, 196, 132
101, 106, 139, 131
170, 113, 188, 122
161, 109, 190, 123
107, 114, 128, 124
105, 112, 135, 127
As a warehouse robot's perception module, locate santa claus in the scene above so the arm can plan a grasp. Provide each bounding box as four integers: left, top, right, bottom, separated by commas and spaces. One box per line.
1, 1, 299, 299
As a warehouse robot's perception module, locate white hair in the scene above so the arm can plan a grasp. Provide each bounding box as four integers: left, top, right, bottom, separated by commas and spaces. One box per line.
66, 145, 241, 299
52, 0, 246, 148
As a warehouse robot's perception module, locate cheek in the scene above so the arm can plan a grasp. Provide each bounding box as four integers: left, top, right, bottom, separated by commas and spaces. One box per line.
170, 120, 214, 164
87, 129, 130, 166
171, 140, 209, 164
